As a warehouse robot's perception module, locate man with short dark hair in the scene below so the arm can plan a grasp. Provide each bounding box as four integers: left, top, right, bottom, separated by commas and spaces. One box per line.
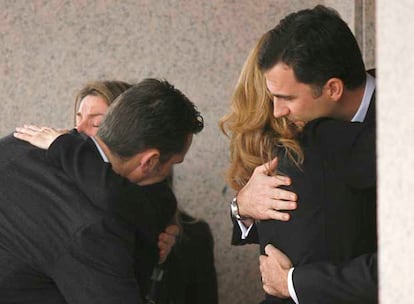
1, 78, 203, 303
232, 6, 377, 304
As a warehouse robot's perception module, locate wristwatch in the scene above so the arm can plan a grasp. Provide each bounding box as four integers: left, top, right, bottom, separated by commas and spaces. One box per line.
230, 196, 248, 220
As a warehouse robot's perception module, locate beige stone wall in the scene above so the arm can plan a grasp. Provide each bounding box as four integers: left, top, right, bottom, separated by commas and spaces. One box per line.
377, 1, 414, 303
0, 1, 375, 303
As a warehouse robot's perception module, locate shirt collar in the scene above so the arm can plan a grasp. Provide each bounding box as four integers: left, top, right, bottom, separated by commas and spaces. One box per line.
351, 73, 376, 122
90, 136, 109, 163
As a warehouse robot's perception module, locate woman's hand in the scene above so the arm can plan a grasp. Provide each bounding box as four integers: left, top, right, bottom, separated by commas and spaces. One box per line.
14, 125, 68, 150
158, 224, 180, 264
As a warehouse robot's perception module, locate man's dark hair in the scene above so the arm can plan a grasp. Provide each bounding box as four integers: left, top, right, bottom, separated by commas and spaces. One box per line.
97, 78, 204, 163
258, 5, 366, 93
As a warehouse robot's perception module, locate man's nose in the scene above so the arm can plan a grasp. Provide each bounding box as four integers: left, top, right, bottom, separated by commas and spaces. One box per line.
273, 99, 290, 118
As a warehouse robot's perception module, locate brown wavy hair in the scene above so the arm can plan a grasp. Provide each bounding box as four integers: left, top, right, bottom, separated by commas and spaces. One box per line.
219, 35, 303, 191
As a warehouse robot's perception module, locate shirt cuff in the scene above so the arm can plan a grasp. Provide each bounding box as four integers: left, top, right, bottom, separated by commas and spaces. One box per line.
288, 267, 299, 304
237, 219, 253, 239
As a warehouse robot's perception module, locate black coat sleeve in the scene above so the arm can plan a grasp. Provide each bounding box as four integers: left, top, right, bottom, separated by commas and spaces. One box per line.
293, 253, 378, 304
231, 217, 259, 245
53, 219, 143, 304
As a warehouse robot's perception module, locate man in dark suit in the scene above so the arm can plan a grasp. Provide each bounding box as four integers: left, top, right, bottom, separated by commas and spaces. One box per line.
230, 6, 377, 304
0, 78, 204, 303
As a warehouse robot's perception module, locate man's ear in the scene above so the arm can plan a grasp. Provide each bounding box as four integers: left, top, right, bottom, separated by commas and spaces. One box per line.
325, 78, 344, 102
140, 149, 161, 174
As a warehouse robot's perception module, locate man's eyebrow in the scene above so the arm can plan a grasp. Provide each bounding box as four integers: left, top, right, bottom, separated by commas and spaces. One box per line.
76, 112, 105, 117
271, 93, 296, 99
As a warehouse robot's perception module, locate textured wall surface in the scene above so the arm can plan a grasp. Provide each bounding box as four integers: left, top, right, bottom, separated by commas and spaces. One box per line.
377, 1, 414, 303
355, 0, 376, 69
0, 1, 374, 303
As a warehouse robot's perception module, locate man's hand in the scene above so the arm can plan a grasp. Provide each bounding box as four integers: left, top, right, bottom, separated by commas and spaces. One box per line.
157, 224, 179, 264
237, 158, 297, 221
260, 244, 292, 298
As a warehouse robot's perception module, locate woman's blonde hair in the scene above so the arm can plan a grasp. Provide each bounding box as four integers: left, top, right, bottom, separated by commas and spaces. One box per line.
219, 35, 303, 191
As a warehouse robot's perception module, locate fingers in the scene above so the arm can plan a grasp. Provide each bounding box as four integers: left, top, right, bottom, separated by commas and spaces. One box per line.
260, 249, 291, 298
57, 128, 70, 134
13, 131, 32, 142
23, 124, 41, 131
264, 244, 278, 256
158, 232, 176, 250
15, 126, 37, 136
237, 160, 299, 221
158, 250, 168, 264
271, 187, 297, 202
14, 125, 66, 150
14, 125, 43, 142
157, 224, 180, 264
165, 224, 179, 237
159, 225, 179, 251
274, 174, 291, 187
264, 157, 278, 175
262, 284, 274, 295
263, 191, 297, 221
270, 197, 297, 211
15, 125, 51, 136
257, 157, 278, 175
261, 172, 296, 202
266, 209, 290, 221
158, 234, 174, 264
259, 254, 267, 264
264, 244, 292, 268
262, 282, 282, 298
259, 256, 267, 283
22, 124, 49, 133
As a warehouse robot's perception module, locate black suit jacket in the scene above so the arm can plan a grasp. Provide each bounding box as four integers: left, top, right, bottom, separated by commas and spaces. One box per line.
49, 133, 218, 303
232, 96, 377, 304
44, 132, 218, 304
0, 132, 176, 303
290, 96, 377, 304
